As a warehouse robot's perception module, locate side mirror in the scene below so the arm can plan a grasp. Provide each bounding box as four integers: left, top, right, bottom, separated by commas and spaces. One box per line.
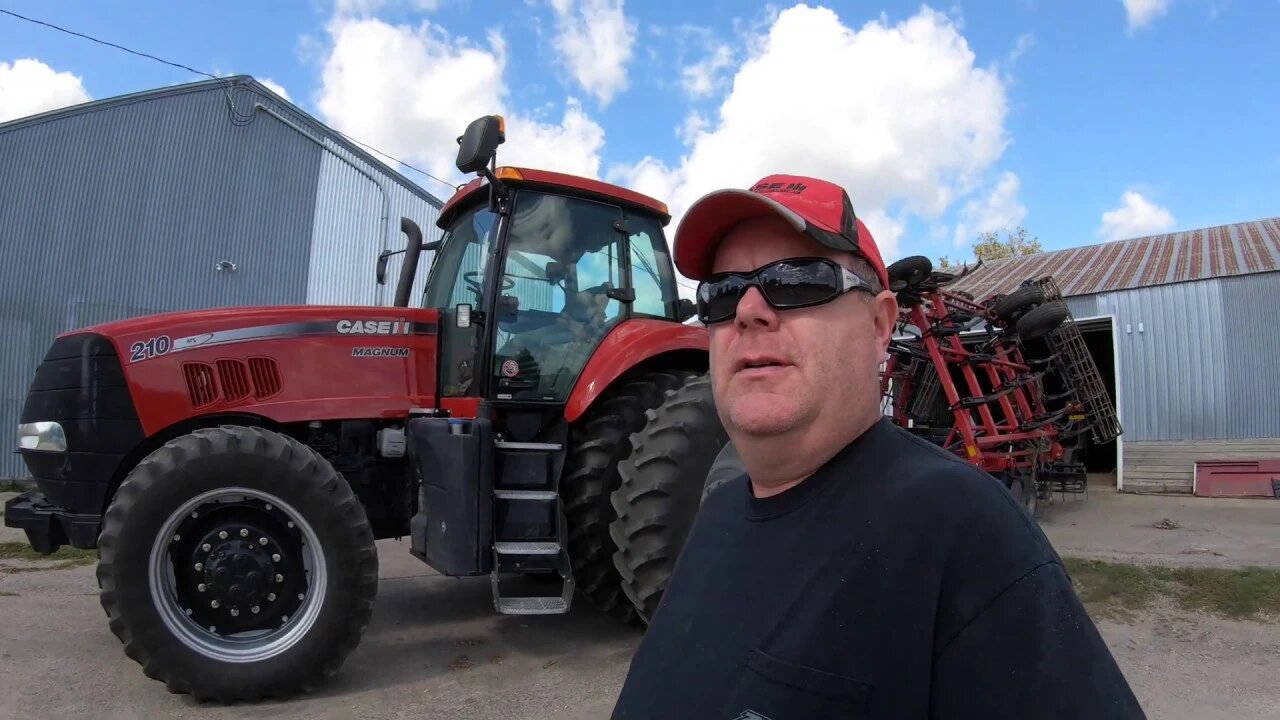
376, 240, 439, 286
606, 287, 636, 303
456, 115, 505, 175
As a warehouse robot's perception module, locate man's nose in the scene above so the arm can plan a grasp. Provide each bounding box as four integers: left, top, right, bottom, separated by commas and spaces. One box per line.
735, 286, 779, 330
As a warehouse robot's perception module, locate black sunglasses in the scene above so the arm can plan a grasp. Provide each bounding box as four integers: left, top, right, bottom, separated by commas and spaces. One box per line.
696, 257, 877, 324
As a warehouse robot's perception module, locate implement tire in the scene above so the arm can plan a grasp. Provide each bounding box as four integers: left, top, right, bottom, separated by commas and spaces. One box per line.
992, 285, 1046, 322
96, 425, 378, 703
609, 372, 729, 622
561, 369, 699, 626
1016, 301, 1069, 340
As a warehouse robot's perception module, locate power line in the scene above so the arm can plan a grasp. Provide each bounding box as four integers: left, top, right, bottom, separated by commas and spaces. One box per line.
0, 7, 460, 195
0, 8, 217, 80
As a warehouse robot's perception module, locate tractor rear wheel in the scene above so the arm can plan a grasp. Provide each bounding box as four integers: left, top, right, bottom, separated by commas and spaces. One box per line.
609, 372, 729, 622
96, 425, 378, 702
561, 368, 699, 625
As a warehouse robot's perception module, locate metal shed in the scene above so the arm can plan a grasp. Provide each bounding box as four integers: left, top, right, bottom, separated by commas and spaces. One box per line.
947, 217, 1280, 494
0, 75, 446, 478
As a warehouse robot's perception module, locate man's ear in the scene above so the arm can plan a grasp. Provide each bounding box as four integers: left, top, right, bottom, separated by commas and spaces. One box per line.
872, 291, 899, 351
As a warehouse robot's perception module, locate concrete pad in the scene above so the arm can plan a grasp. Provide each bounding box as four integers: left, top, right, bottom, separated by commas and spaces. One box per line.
1038, 483, 1280, 569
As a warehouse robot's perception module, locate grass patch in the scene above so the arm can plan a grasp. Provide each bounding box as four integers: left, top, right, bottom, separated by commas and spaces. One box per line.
0, 542, 97, 562
1065, 557, 1280, 622
0, 478, 31, 493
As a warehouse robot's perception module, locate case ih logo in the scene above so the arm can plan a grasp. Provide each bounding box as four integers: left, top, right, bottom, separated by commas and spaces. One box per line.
336, 319, 412, 335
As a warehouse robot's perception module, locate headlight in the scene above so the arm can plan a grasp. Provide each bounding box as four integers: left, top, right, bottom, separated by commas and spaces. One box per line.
18, 422, 67, 452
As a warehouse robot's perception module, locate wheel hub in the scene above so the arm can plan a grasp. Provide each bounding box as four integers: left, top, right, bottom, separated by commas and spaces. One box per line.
200, 535, 278, 610
169, 501, 307, 635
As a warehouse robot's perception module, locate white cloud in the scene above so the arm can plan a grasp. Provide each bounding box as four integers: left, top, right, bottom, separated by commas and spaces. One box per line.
0, 58, 92, 124
257, 77, 291, 101
334, 0, 441, 14
548, 0, 637, 106
607, 5, 1011, 274
315, 15, 606, 188
1008, 33, 1035, 64
680, 41, 734, 99
1123, 0, 1170, 33
952, 171, 1026, 247
1098, 191, 1175, 241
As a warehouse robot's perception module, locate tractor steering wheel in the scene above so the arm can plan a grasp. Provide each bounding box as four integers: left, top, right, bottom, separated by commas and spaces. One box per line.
463, 271, 516, 298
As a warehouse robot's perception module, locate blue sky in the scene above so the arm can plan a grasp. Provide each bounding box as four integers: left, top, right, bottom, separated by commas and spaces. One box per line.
2, 0, 1277, 283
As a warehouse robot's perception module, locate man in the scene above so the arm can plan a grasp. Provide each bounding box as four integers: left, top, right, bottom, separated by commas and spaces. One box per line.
610, 175, 1145, 719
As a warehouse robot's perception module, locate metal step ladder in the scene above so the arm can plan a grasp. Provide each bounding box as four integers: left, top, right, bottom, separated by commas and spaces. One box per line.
1035, 277, 1123, 444
488, 440, 575, 615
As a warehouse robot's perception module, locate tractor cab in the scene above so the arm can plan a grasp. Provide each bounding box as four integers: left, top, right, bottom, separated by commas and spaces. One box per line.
400, 115, 715, 617
423, 116, 692, 406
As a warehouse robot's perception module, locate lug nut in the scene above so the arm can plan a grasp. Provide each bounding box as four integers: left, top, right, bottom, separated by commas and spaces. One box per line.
219, 531, 228, 539
185, 608, 192, 616
195, 562, 203, 571
191, 511, 199, 518
265, 503, 273, 510
260, 537, 268, 546
230, 609, 240, 617
287, 522, 294, 528
173, 534, 181, 542
297, 593, 305, 601
282, 615, 289, 623
209, 625, 216, 632
251, 606, 260, 614
202, 543, 211, 552
211, 600, 220, 608
240, 529, 249, 537
275, 574, 283, 583
267, 593, 276, 601
272, 554, 281, 562
198, 584, 206, 592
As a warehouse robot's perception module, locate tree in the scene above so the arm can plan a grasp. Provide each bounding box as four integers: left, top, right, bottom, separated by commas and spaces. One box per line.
939, 225, 1042, 269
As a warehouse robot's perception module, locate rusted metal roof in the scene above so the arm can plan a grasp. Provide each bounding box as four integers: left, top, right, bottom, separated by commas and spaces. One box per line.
945, 216, 1280, 299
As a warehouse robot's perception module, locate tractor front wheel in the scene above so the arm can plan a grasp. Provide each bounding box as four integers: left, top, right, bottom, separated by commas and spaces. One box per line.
96, 425, 378, 702
609, 372, 729, 622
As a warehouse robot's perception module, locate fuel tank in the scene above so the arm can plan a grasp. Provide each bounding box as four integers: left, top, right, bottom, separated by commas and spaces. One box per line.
69, 304, 441, 435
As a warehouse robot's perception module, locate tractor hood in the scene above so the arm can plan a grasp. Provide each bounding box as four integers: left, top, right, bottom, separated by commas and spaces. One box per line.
50, 304, 442, 436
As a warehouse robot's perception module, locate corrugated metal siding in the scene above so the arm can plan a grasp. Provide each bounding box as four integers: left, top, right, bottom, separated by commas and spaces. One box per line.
0, 76, 450, 478
308, 138, 443, 307
1078, 275, 1280, 444
947, 217, 1280, 300
0, 81, 323, 477
1219, 272, 1280, 440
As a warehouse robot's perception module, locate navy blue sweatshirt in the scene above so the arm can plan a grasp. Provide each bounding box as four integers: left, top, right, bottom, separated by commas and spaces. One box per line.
611, 418, 1145, 719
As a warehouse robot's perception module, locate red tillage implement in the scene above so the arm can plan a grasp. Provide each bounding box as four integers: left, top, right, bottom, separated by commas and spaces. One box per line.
879, 256, 1122, 515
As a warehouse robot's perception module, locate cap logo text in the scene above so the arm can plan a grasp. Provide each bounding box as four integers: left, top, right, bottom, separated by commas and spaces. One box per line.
751, 181, 807, 194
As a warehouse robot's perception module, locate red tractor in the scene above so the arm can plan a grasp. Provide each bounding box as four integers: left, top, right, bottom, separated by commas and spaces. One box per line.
6, 115, 729, 701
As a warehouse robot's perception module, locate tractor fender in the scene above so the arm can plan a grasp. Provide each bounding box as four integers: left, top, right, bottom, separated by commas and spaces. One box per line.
564, 319, 708, 423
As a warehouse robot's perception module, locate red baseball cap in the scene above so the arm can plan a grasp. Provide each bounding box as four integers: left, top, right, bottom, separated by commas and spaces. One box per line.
672, 174, 890, 291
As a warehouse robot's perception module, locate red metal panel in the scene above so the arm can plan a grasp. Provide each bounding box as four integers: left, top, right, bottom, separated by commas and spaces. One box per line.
1194, 460, 1280, 498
